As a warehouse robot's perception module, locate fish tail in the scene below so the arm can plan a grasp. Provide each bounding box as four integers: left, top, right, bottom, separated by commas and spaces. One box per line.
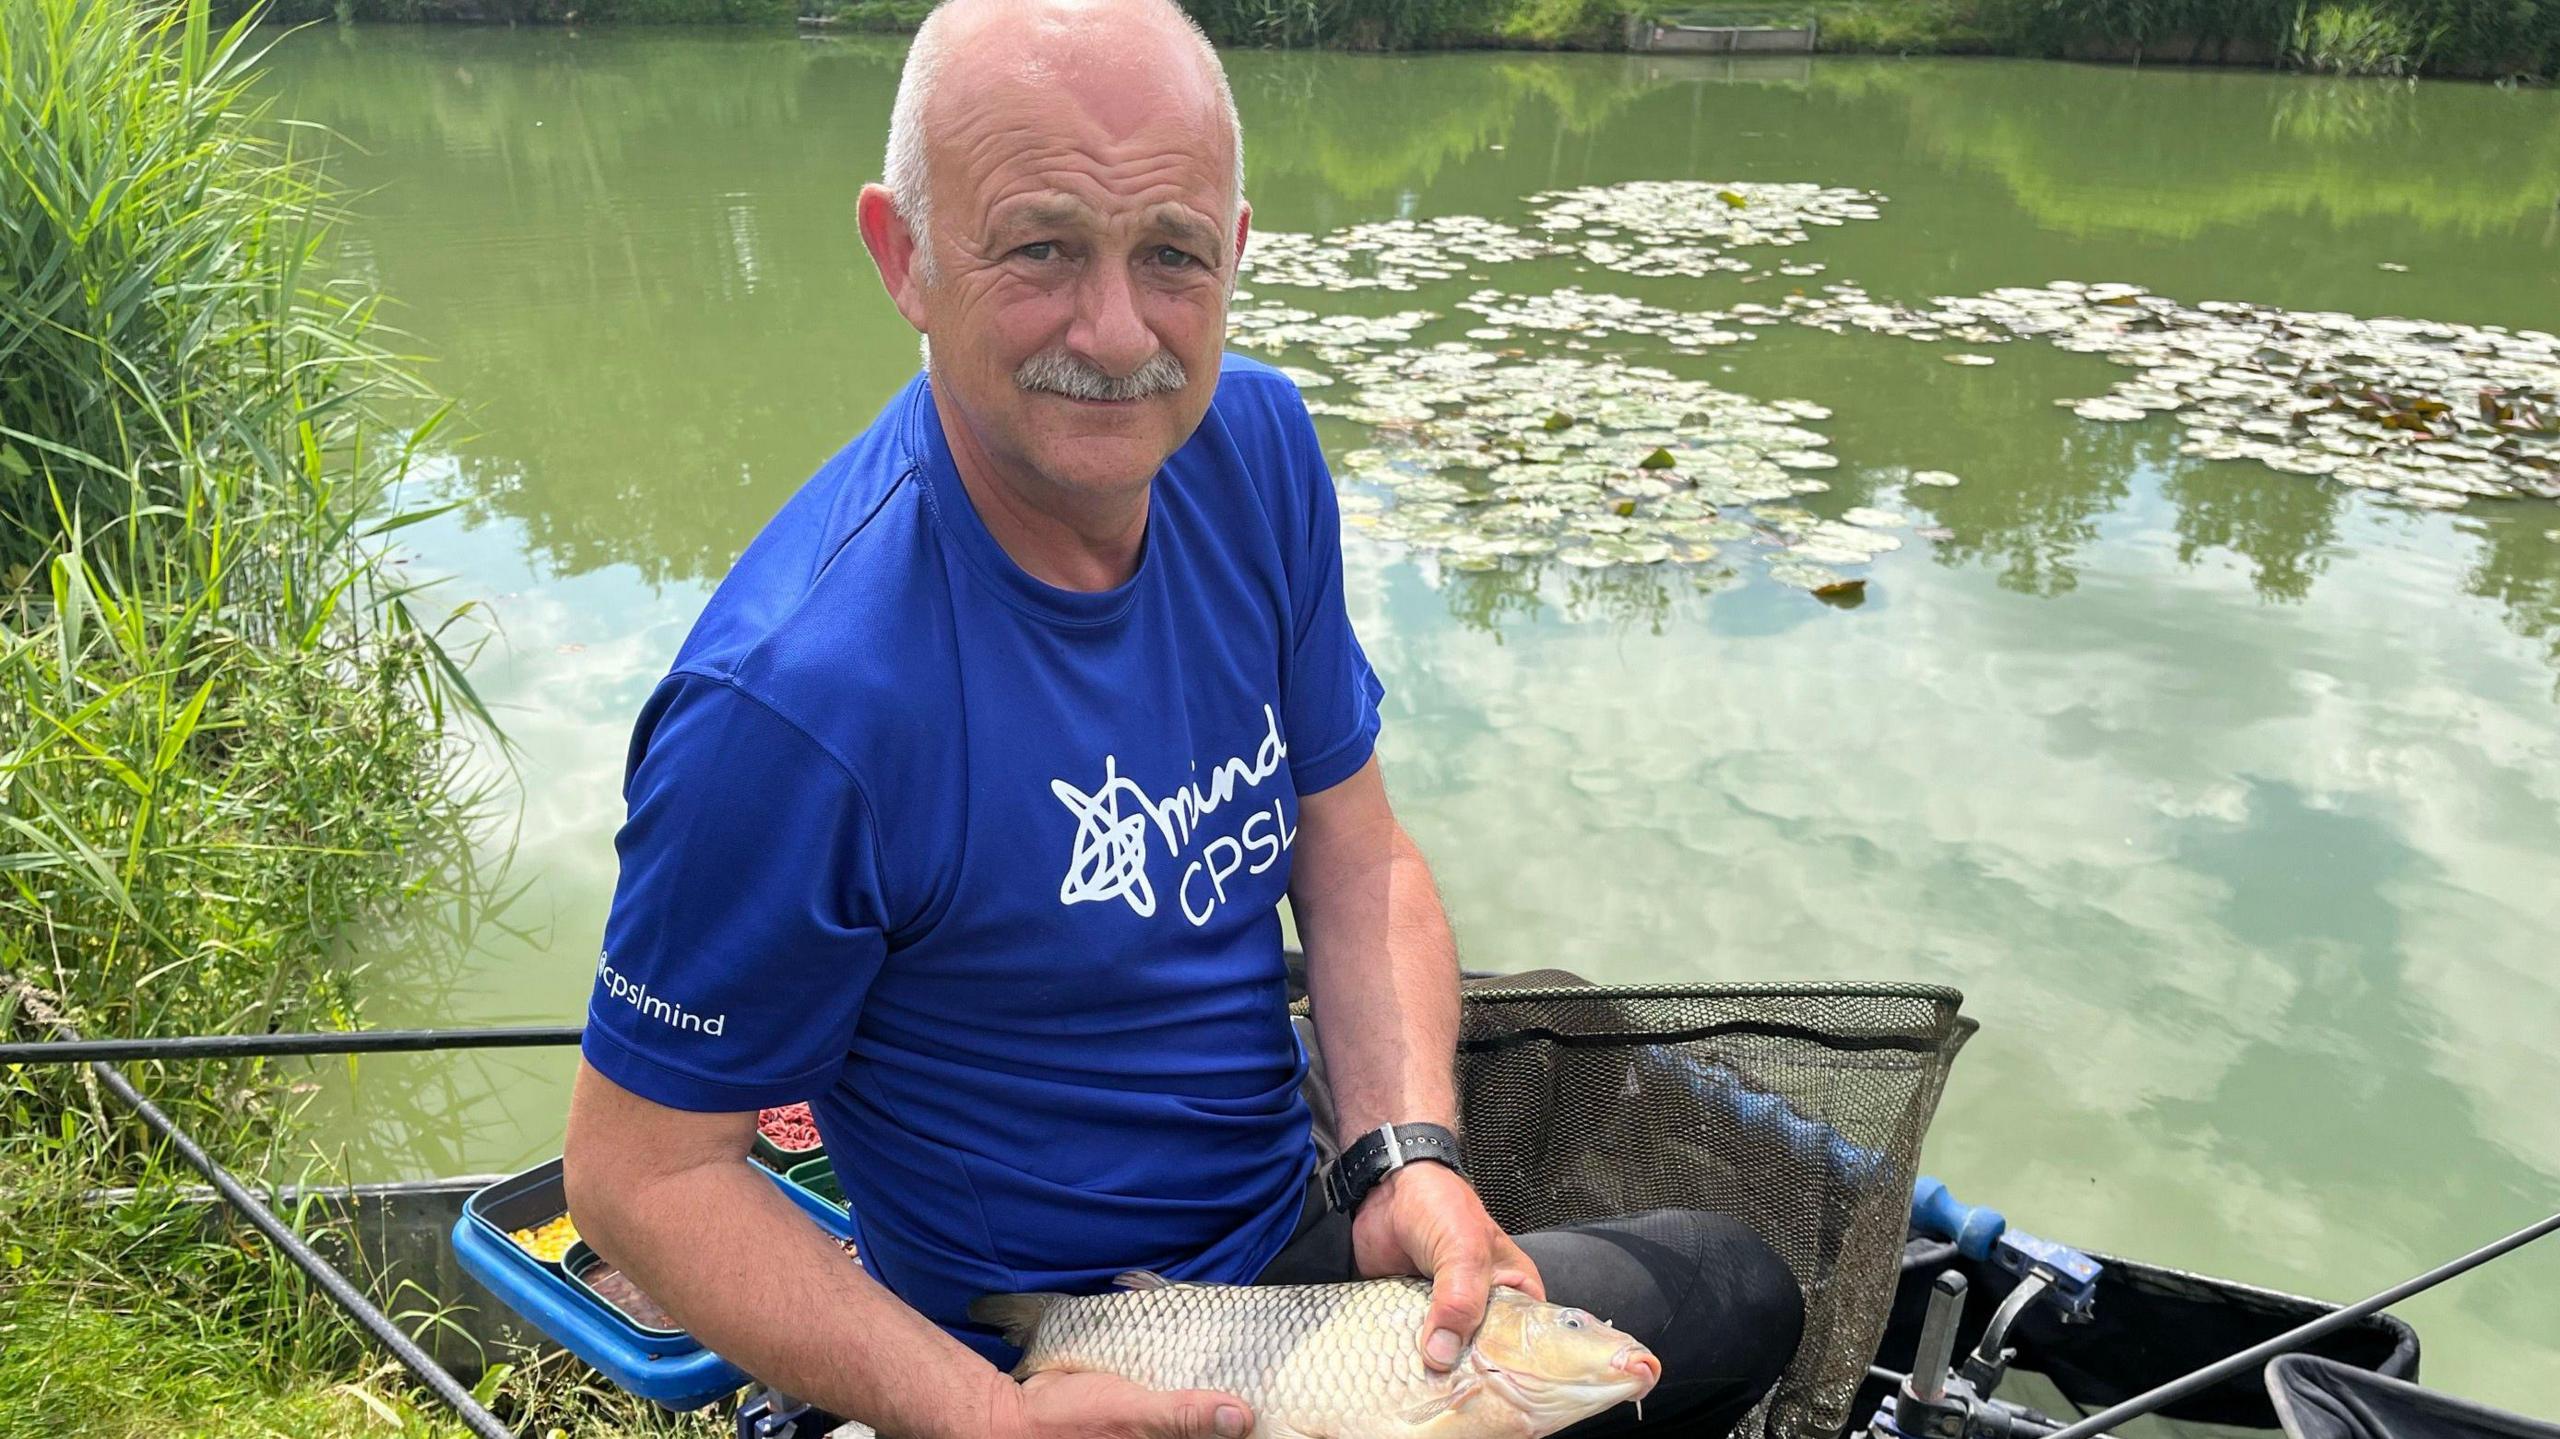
967, 1291, 1068, 1349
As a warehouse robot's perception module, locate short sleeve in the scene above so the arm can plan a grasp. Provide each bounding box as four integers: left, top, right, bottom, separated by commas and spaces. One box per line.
1272, 386, 1387, 795
583, 673, 890, 1112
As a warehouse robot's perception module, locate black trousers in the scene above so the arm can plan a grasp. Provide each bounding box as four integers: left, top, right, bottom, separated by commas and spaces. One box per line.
1250, 1178, 1804, 1437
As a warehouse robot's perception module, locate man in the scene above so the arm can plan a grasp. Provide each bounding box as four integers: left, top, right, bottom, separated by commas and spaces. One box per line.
562, 2, 1803, 1436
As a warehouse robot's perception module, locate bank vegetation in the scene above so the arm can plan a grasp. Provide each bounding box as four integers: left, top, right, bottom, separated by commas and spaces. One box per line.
1807, 0, 2558, 79
0, 0, 656, 1431
212, 0, 2560, 79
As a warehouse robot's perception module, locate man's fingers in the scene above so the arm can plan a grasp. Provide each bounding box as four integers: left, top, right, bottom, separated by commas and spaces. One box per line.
1423, 1251, 1491, 1371
1147, 1388, 1254, 1439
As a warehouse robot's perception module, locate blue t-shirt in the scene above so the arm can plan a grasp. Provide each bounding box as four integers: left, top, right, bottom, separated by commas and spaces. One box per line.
582, 355, 1384, 1361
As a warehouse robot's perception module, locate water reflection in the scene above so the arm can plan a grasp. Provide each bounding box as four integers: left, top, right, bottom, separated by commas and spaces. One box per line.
1816, 60, 2560, 244
278, 29, 910, 587
2464, 508, 2560, 681
2151, 776, 2544, 1249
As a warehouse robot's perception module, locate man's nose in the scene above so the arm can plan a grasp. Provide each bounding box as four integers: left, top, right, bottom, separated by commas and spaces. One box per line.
1067, 259, 1159, 379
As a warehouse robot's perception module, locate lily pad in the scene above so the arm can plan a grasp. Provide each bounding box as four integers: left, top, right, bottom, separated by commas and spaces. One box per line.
1767, 556, 1848, 591
1776, 279, 2560, 509
2071, 399, 2150, 423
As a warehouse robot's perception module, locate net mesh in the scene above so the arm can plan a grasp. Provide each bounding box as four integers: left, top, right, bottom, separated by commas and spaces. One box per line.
1446, 976, 1973, 1439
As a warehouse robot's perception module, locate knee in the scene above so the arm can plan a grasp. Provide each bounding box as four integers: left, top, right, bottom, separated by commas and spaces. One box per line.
1676, 1214, 1804, 1396
1710, 1213, 1812, 1382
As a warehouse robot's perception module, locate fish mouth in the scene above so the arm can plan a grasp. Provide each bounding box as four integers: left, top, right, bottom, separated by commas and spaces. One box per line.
1472, 1349, 1660, 1422
1612, 1342, 1662, 1399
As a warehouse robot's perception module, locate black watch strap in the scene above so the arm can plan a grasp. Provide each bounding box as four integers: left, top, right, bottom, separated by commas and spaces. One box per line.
1323, 1122, 1464, 1214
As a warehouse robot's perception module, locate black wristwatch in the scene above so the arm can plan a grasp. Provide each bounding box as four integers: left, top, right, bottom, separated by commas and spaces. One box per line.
1323, 1122, 1465, 1214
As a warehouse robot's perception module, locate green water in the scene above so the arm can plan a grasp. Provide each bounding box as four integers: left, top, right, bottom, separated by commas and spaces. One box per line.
267, 29, 2560, 1409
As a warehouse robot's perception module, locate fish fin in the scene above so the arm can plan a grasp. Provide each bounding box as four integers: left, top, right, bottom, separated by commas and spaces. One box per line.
965, 1291, 1066, 1348
1111, 1270, 1176, 1292
1399, 1375, 1485, 1424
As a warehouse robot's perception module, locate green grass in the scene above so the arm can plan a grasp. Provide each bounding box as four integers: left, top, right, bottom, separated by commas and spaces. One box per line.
0, 1139, 734, 1437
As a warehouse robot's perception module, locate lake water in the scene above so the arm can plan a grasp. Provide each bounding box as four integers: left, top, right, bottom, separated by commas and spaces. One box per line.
265, 28, 2560, 1409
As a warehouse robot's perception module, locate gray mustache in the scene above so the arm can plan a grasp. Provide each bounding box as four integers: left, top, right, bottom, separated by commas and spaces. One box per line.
1015, 348, 1188, 402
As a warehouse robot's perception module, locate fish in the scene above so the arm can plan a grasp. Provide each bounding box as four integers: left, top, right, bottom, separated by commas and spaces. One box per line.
969, 1271, 1660, 1438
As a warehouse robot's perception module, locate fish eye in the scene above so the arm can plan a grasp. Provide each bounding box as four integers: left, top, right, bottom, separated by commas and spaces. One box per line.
1558, 1309, 1588, 1329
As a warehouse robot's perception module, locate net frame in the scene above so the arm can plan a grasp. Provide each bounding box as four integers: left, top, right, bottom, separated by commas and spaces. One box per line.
1439, 979, 1974, 1439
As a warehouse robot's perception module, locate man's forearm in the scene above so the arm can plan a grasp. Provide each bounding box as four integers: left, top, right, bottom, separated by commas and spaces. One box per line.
1296, 808, 1463, 1137
566, 1146, 1010, 1438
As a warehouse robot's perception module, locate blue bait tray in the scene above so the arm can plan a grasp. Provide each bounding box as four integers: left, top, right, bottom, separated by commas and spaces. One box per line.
451, 1156, 856, 1410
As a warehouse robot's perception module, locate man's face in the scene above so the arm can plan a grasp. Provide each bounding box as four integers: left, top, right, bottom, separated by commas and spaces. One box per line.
911, 57, 1241, 504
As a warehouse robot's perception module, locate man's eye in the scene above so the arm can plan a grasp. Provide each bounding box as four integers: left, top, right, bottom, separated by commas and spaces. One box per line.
1153, 246, 1200, 270
1016, 242, 1058, 262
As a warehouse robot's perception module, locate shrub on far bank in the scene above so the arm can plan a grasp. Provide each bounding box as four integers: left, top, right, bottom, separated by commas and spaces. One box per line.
1176, 0, 1643, 48
1812, 0, 2005, 53
1824, 0, 2560, 78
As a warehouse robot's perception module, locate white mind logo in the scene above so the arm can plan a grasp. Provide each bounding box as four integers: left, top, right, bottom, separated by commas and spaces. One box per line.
1050, 706, 1297, 926
1051, 759, 1160, 917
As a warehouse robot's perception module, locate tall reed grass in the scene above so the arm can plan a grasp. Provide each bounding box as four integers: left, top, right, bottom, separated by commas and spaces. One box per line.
2285, 1, 2441, 73
0, 0, 522, 1426
0, 0, 489, 1103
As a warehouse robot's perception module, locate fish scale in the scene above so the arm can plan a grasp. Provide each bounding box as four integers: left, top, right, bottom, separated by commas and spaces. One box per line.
1019, 1279, 1448, 1435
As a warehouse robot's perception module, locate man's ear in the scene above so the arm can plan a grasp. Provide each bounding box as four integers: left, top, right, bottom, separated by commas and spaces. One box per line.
857, 184, 930, 331
1231, 201, 1252, 274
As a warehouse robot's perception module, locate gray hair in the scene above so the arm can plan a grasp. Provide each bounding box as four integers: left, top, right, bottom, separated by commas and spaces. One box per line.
882, 0, 1246, 284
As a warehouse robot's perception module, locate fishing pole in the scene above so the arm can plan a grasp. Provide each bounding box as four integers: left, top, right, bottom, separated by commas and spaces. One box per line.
3, 985, 519, 1439
2035, 1209, 2560, 1439
89, 1057, 520, 1439
0, 1024, 583, 1064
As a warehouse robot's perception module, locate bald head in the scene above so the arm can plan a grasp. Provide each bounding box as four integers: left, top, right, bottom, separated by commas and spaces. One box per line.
883, 0, 1244, 281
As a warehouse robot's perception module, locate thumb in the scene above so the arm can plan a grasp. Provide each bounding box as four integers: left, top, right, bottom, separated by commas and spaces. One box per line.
1423, 1251, 1491, 1373
1140, 1387, 1254, 1439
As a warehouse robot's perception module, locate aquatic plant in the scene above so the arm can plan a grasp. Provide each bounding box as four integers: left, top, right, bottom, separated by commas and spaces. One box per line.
1224, 178, 2556, 614
1783, 281, 2560, 507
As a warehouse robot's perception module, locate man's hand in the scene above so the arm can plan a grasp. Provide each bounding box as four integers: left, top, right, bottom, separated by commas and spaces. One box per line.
1003, 1370, 1254, 1439
1349, 1160, 1545, 1371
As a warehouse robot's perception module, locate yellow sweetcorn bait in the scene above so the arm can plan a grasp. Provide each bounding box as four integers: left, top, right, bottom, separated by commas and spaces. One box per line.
510, 1214, 579, 1263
